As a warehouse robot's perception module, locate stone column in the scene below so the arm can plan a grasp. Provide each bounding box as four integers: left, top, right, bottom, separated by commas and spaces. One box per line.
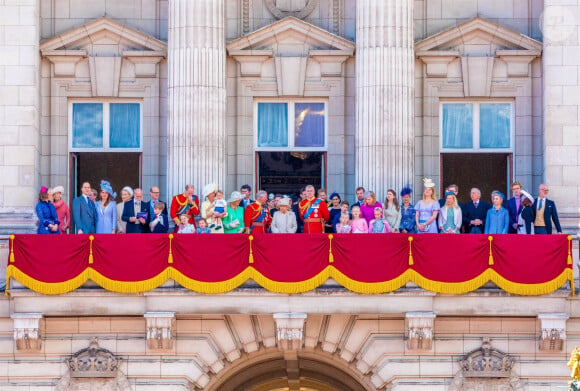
167, 0, 226, 197
355, 0, 414, 197
0, 0, 40, 237
542, 1, 580, 218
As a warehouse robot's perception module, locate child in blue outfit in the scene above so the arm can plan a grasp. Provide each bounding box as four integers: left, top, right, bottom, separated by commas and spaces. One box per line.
196, 218, 212, 234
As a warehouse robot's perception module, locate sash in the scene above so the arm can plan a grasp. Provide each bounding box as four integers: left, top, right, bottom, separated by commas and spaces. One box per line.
304, 199, 321, 219
176, 195, 196, 216
255, 205, 266, 223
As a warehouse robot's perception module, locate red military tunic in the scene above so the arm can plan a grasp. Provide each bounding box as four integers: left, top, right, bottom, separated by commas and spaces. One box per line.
299, 197, 330, 233
170, 193, 200, 232
244, 201, 271, 234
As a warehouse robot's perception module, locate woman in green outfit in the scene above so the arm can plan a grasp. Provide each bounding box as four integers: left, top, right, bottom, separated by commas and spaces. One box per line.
223, 191, 245, 233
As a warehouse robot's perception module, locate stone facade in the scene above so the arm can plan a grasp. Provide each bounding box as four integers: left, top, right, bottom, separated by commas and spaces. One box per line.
1, 0, 580, 390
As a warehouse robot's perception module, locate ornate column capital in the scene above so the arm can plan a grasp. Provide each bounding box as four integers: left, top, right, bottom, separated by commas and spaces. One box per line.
144, 312, 176, 351
274, 313, 307, 351
538, 313, 568, 351
405, 312, 435, 350
11, 313, 42, 351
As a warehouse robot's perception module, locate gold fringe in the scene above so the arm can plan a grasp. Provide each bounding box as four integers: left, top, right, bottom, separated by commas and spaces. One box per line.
168, 267, 250, 294
248, 235, 254, 264
571, 273, 576, 297
88, 268, 169, 293
251, 267, 331, 294
411, 269, 492, 294
488, 235, 494, 265
490, 269, 573, 296
9, 234, 15, 263
328, 234, 334, 264
568, 235, 573, 265
408, 236, 414, 266
168, 234, 174, 264
331, 266, 410, 294
6, 265, 89, 295
88, 235, 95, 264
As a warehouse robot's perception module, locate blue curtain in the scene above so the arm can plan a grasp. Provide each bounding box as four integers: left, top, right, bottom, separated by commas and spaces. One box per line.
295, 103, 325, 147
480, 103, 510, 149
442, 104, 473, 149
72, 103, 103, 148
110, 103, 140, 148
258, 103, 288, 147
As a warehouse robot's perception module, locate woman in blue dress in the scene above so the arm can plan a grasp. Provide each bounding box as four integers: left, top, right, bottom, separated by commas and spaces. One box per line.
414, 178, 440, 233
399, 186, 416, 234
95, 180, 117, 234
36, 186, 60, 234
485, 191, 509, 234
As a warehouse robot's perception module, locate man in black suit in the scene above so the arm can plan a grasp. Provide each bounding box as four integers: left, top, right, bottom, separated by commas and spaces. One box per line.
462, 187, 491, 233
507, 181, 523, 234
532, 184, 562, 235
351, 186, 365, 210
122, 188, 149, 233
72, 181, 97, 233
147, 186, 167, 216
240, 184, 255, 209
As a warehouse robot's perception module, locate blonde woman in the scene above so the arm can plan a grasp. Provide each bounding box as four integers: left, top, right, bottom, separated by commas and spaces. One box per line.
438, 191, 462, 233
414, 178, 440, 233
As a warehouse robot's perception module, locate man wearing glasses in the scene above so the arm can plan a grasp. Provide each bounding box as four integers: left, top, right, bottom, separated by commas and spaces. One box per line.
532, 184, 562, 234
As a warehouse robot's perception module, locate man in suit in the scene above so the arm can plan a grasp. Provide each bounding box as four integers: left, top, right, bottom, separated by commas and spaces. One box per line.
72, 181, 97, 234
122, 188, 149, 233
462, 187, 491, 233
507, 181, 523, 234
351, 186, 365, 210
532, 184, 562, 234
438, 184, 463, 209
240, 184, 254, 209
147, 186, 167, 217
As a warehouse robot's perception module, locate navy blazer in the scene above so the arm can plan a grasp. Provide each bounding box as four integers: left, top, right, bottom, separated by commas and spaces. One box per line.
532, 198, 562, 234
506, 197, 522, 233
146, 199, 168, 218
72, 195, 97, 234
122, 199, 150, 234
150, 214, 169, 233
462, 200, 491, 233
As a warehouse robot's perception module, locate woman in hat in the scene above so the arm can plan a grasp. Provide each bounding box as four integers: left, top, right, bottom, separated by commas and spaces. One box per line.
95, 180, 117, 234
116, 186, 133, 234
415, 178, 440, 233
517, 190, 535, 234
223, 191, 246, 234
484, 191, 509, 234
438, 191, 462, 234
270, 197, 297, 233
36, 186, 60, 234
399, 186, 416, 234
51, 185, 70, 234
201, 183, 223, 234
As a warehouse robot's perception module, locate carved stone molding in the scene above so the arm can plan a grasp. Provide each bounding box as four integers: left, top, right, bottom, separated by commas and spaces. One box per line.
11, 313, 42, 351
538, 313, 568, 351
406, 312, 435, 350
144, 312, 175, 351
274, 313, 307, 351
460, 338, 514, 378
265, 0, 318, 20
68, 338, 120, 378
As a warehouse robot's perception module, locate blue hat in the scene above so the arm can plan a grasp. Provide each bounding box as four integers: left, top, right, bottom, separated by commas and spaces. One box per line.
329, 192, 341, 201
444, 191, 455, 197
100, 180, 117, 198
492, 191, 505, 200
400, 185, 412, 197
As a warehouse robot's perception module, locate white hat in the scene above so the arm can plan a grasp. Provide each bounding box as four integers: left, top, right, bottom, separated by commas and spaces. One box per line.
227, 191, 244, 203
277, 197, 292, 208
52, 185, 65, 195
203, 183, 218, 198
423, 178, 435, 188
520, 189, 534, 203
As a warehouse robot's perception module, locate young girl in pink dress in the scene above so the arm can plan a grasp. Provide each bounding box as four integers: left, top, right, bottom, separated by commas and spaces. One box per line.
369, 207, 391, 233
350, 205, 368, 233
335, 213, 352, 233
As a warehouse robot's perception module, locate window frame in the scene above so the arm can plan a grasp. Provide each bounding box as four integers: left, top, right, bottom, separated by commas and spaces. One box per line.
253, 99, 328, 152
68, 99, 143, 152
439, 100, 515, 153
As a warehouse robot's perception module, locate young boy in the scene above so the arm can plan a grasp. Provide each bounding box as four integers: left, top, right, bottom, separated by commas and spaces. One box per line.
177, 214, 195, 233
149, 202, 169, 233
209, 190, 228, 230
196, 218, 212, 234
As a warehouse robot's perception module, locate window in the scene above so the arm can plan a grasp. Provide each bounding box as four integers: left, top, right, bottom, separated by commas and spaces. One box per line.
255, 101, 327, 150
70, 101, 142, 151
440, 102, 513, 152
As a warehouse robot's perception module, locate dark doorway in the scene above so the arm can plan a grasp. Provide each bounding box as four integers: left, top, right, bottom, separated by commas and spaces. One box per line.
441, 153, 511, 204
71, 152, 141, 199
257, 151, 325, 195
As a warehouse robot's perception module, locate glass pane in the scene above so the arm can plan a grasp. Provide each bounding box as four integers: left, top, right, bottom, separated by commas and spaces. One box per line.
295, 102, 325, 147
480, 103, 511, 149
442, 104, 473, 149
258, 103, 288, 147
110, 103, 140, 148
72, 103, 103, 148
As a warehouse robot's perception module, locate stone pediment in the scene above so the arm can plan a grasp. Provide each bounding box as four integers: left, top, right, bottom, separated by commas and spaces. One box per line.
227, 16, 354, 56
415, 17, 542, 56
40, 16, 167, 57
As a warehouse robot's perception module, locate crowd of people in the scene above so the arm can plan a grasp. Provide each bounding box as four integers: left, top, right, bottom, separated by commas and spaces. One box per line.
34, 178, 563, 236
